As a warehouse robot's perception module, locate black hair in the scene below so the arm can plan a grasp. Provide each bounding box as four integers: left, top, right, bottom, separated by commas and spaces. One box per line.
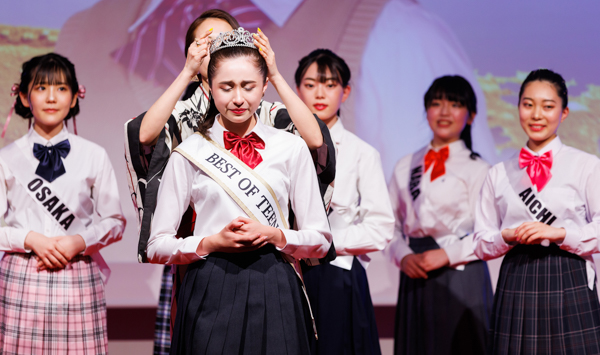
198, 46, 267, 135
14, 53, 80, 120
518, 69, 568, 109
424, 75, 478, 159
294, 49, 351, 117
184, 9, 240, 58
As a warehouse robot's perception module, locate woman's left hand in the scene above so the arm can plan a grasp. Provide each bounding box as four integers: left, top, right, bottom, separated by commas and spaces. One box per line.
418, 249, 450, 272
253, 29, 280, 81
514, 221, 566, 245
234, 216, 287, 249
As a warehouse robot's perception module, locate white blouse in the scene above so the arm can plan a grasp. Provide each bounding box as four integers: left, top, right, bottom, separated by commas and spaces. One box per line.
474, 136, 600, 289
146, 118, 332, 264
386, 140, 490, 269
327, 120, 394, 270
0, 125, 126, 258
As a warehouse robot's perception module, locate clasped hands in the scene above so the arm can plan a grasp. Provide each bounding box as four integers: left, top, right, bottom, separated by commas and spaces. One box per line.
24, 232, 86, 271
501, 221, 565, 245
196, 216, 286, 255
400, 248, 450, 279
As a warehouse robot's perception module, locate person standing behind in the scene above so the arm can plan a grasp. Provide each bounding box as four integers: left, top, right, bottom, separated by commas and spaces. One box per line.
387, 75, 493, 355
296, 49, 394, 355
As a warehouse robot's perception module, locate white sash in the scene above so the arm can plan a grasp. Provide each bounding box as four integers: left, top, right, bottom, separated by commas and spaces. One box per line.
502, 157, 596, 290
0, 138, 111, 283
175, 133, 320, 338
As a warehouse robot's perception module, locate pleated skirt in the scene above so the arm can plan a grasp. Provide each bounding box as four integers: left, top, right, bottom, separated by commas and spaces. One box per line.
490, 244, 600, 355
170, 245, 311, 355
0, 252, 107, 355
302, 256, 381, 355
154, 264, 174, 355
395, 237, 493, 355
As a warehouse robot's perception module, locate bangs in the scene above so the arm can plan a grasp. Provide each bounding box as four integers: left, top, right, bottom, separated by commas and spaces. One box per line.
424, 76, 477, 114
30, 59, 73, 91
315, 56, 342, 84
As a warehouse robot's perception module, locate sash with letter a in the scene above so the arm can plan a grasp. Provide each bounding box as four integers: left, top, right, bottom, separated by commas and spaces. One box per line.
503, 157, 596, 290
175, 132, 320, 338
0, 137, 111, 282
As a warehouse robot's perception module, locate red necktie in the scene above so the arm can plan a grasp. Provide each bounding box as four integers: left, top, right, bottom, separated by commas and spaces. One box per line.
223, 131, 265, 169
519, 148, 553, 192
424, 146, 449, 181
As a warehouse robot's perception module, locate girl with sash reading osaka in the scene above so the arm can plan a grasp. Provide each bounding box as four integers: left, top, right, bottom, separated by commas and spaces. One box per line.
474, 69, 600, 354
386, 76, 493, 355
0, 53, 126, 353
146, 28, 332, 355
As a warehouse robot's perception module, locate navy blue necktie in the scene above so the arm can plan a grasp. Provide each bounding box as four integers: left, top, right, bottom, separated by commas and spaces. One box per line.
33, 139, 71, 182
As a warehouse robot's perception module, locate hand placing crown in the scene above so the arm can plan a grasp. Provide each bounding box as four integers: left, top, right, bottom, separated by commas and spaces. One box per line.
210, 27, 257, 54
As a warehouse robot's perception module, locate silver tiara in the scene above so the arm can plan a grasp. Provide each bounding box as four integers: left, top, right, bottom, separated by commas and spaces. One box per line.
210, 27, 257, 54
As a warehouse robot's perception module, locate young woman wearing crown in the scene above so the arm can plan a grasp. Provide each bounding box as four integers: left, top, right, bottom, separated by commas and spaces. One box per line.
145, 27, 332, 354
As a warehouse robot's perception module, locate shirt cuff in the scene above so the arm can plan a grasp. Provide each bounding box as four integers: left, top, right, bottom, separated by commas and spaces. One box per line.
182, 236, 207, 263
12, 228, 31, 253
79, 228, 97, 255
443, 242, 463, 267
278, 229, 299, 255
559, 226, 579, 254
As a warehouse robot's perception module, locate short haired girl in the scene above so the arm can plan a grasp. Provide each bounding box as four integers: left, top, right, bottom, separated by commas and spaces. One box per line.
0, 53, 126, 354
387, 75, 493, 354
474, 69, 600, 354
295, 48, 395, 354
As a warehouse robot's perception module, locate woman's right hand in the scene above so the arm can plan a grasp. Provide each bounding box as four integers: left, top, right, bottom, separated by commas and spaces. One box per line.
196, 217, 268, 255
24, 231, 69, 270
400, 253, 428, 279
183, 28, 213, 79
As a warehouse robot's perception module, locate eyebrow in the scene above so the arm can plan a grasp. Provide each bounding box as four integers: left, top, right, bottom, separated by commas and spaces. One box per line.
218, 80, 257, 86
303, 77, 337, 82
522, 97, 557, 103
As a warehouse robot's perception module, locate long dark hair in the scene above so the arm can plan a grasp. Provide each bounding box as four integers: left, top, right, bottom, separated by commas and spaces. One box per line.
424, 75, 478, 159
184, 9, 240, 58
197, 45, 268, 135
294, 49, 351, 116
518, 69, 568, 109
15, 53, 80, 120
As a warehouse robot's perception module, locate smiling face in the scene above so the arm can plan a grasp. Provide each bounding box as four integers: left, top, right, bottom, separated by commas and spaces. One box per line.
519, 80, 569, 152
296, 62, 350, 126
19, 74, 77, 137
426, 97, 473, 148
210, 55, 267, 135
194, 18, 234, 80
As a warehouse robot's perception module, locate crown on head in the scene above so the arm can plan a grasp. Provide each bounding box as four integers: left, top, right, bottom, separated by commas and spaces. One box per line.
210, 27, 257, 54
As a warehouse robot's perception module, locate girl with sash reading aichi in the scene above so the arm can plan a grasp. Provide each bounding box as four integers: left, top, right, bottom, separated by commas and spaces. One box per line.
295, 49, 395, 355
386, 75, 493, 355
146, 28, 332, 354
0, 53, 126, 354
474, 69, 600, 354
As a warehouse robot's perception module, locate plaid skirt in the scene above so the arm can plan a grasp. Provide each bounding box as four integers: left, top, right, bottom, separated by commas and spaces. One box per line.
171, 245, 311, 355
491, 244, 600, 355
154, 265, 173, 355
0, 252, 107, 355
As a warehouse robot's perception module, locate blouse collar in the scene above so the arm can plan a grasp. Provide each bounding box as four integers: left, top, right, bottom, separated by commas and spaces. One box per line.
329, 118, 344, 144
522, 135, 563, 157
427, 139, 468, 155
27, 123, 70, 147
209, 114, 267, 147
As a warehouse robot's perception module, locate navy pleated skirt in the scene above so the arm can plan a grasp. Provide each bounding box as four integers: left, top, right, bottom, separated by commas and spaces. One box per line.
303, 256, 381, 355
491, 244, 600, 355
170, 245, 311, 355
395, 237, 493, 355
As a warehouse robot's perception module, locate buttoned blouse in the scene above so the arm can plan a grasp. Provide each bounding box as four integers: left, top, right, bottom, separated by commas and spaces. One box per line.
474, 136, 600, 289
386, 140, 490, 269
146, 118, 332, 264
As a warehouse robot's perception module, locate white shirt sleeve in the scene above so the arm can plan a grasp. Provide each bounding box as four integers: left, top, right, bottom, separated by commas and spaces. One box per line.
560, 160, 600, 256
473, 169, 513, 260
443, 162, 489, 266
79, 149, 126, 255
0, 166, 29, 253
334, 149, 394, 255
146, 152, 205, 264
384, 167, 413, 268
279, 141, 333, 259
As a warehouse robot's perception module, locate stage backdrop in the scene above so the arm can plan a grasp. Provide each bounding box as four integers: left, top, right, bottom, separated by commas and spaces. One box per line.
1, 0, 599, 308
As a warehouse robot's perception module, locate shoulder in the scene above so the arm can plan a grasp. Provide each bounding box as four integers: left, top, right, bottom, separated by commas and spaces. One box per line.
342, 129, 381, 159
560, 144, 600, 163
391, 146, 426, 181
69, 134, 108, 158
